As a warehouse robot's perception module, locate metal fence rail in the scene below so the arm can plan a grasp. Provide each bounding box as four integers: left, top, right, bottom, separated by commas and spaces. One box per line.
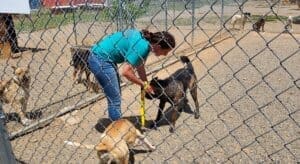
0, 0, 299, 163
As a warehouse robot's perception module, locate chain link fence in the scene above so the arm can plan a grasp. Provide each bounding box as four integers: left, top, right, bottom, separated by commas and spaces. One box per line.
0, 0, 299, 163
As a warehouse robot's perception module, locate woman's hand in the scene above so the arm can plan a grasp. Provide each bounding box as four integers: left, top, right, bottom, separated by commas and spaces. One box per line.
122, 63, 154, 94
143, 81, 154, 94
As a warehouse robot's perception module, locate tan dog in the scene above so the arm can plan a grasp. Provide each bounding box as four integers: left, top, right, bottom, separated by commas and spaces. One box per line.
0, 66, 31, 126
95, 119, 156, 164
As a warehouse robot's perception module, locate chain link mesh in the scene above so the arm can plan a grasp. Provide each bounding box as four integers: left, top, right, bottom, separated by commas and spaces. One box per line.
0, 0, 299, 163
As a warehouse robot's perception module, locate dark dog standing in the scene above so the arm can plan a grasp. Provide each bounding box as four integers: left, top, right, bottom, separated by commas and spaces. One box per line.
70, 46, 101, 93
145, 56, 199, 133
253, 17, 265, 32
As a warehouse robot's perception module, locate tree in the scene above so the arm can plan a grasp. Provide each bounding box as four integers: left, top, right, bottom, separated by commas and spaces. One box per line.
102, 0, 150, 29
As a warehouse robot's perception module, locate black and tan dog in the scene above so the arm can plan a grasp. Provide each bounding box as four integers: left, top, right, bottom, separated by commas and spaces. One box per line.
145, 56, 199, 133
0, 66, 31, 126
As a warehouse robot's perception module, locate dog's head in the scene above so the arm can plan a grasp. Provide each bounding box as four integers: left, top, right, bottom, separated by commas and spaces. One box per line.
11, 66, 31, 86
145, 77, 167, 100
95, 145, 119, 164
287, 16, 293, 22
257, 17, 265, 24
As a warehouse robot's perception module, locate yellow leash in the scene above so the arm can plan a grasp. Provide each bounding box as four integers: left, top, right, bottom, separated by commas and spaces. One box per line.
140, 81, 150, 128
140, 87, 146, 128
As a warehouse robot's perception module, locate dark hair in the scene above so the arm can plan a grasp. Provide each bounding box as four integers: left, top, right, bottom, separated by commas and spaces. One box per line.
141, 29, 176, 49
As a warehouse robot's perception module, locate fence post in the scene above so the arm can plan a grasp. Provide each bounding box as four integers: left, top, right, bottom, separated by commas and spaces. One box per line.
191, 0, 195, 44
220, 0, 224, 38
0, 102, 17, 164
164, 0, 168, 31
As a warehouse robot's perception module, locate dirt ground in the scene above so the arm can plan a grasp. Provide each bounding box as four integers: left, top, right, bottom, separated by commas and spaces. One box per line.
1, 1, 299, 163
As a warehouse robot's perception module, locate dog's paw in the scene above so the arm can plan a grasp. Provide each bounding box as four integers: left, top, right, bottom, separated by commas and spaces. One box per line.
194, 112, 200, 119
149, 145, 156, 151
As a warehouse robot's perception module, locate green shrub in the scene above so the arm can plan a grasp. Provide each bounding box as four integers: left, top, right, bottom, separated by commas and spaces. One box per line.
102, 0, 150, 22
251, 15, 288, 22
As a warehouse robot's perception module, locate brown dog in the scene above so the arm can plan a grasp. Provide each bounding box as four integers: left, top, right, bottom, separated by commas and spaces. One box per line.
253, 17, 265, 32
70, 46, 92, 91
95, 119, 156, 164
0, 66, 31, 126
145, 56, 199, 133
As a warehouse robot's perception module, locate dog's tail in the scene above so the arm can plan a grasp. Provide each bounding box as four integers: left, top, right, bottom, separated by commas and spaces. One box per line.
180, 56, 194, 74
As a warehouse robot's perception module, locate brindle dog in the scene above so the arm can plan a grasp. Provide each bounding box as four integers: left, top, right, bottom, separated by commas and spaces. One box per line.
145, 56, 199, 133
70, 46, 92, 91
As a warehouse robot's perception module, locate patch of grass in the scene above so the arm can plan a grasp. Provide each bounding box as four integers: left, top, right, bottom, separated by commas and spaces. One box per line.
173, 18, 193, 26
14, 8, 105, 32
293, 15, 300, 24
251, 15, 288, 22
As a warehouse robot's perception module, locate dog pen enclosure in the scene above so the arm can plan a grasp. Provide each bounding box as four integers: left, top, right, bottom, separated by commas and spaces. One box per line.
0, 0, 299, 163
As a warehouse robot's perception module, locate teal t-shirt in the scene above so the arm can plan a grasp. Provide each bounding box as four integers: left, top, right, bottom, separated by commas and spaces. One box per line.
91, 29, 150, 67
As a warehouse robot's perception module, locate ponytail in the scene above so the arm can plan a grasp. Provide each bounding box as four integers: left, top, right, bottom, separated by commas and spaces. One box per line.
141, 29, 176, 49
141, 29, 153, 42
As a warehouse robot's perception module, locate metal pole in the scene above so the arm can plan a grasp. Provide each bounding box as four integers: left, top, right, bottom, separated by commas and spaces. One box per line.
72, 6, 78, 45
220, 0, 224, 38
0, 102, 17, 164
165, 0, 168, 31
191, 0, 195, 44
117, 0, 120, 30
117, 0, 123, 30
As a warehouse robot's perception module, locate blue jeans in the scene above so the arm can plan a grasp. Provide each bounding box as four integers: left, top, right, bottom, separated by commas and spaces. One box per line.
88, 53, 121, 121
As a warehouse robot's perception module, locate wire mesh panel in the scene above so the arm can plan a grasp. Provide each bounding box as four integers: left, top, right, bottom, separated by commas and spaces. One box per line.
0, 0, 299, 163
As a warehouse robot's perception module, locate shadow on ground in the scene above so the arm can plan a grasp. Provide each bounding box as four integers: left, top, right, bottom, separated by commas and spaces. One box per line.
11, 47, 46, 58
94, 102, 195, 132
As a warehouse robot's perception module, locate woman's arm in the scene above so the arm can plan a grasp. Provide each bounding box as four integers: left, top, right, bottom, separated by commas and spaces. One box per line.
121, 63, 144, 87
121, 63, 154, 93
136, 64, 147, 82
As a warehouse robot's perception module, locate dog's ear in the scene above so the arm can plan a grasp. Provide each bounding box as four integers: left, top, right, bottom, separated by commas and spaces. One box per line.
152, 76, 158, 80
153, 77, 159, 82
26, 65, 30, 72
95, 143, 106, 152
149, 77, 158, 84
11, 66, 17, 71
150, 77, 160, 86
